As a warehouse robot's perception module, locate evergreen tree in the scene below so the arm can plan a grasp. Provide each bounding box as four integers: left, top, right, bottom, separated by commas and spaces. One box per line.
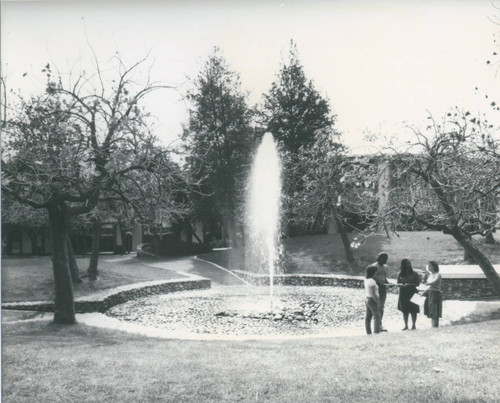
260, 41, 338, 235
260, 41, 334, 154
182, 48, 256, 245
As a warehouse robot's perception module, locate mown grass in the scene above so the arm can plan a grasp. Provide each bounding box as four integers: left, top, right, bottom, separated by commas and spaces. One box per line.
2, 319, 500, 402
2, 232, 500, 402
1, 254, 185, 302
203, 231, 500, 277
3, 231, 499, 303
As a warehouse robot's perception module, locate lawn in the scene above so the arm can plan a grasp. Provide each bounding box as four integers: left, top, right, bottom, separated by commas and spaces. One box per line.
2, 319, 499, 402
200, 231, 500, 278
1, 254, 186, 303
3, 231, 499, 303
2, 232, 500, 402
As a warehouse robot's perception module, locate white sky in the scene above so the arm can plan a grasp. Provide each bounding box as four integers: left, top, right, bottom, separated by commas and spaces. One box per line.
2, 0, 500, 154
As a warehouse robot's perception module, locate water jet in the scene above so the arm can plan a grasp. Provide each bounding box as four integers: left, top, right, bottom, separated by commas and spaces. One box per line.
244, 132, 283, 309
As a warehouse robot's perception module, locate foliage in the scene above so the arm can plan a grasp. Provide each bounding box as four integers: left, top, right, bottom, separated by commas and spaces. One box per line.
1, 192, 48, 230
259, 41, 338, 236
292, 128, 378, 230
182, 47, 256, 243
386, 108, 500, 237
383, 108, 500, 295
259, 41, 334, 154
1, 57, 187, 322
289, 127, 379, 262
2, 59, 175, 215
120, 154, 191, 253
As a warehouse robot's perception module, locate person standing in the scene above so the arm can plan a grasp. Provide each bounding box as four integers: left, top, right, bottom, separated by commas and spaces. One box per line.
364, 265, 382, 335
397, 258, 421, 330
368, 252, 389, 331
423, 261, 443, 328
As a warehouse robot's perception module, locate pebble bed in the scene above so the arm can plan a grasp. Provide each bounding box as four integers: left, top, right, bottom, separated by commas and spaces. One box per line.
106, 286, 402, 337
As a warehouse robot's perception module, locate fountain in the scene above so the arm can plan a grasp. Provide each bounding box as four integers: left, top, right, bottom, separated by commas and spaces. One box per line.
244, 132, 283, 308
104, 132, 380, 338
101, 132, 499, 339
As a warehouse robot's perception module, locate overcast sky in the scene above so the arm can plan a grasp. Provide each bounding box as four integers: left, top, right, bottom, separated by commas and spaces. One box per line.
2, 0, 500, 153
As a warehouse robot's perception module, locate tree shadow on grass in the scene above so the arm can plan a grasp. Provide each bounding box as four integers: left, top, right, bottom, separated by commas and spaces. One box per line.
283, 233, 386, 275
450, 304, 500, 326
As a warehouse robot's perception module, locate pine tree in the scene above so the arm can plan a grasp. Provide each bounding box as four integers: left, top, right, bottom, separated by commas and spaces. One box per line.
182, 47, 256, 245
260, 41, 334, 154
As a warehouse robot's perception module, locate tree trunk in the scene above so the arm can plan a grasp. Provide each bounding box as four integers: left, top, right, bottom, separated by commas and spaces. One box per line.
88, 218, 100, 281
151, 226, 161, 255
335, 216, 355, 263
28, 232, 37, 255
114, 221, 124, 255
463, 233, 475, 263
184, 218, 193, 252
452, 227, 500, 296
191, 225, 205, 246
66, 236, 82, 283
485, 232, 496, 245
222, 215, 237, 247
48, 203, 76, 324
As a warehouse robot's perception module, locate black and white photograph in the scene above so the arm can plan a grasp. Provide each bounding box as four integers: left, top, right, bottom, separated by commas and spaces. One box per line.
1, 1, 500, 401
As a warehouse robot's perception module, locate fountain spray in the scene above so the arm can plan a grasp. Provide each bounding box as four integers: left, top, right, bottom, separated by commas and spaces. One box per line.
245, 132, 282, 308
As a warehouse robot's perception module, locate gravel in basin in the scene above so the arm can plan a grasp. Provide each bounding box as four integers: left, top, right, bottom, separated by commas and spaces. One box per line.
106, 285, 402, 337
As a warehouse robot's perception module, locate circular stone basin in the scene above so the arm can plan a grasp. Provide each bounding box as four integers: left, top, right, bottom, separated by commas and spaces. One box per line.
106, 285, 401, 338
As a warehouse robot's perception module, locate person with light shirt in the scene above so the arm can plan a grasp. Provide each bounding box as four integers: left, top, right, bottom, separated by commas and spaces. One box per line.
364, 265, 382, 335
368, 252, 389, 331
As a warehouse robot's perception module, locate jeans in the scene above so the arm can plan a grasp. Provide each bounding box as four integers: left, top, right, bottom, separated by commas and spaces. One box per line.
365, 297, 381, 334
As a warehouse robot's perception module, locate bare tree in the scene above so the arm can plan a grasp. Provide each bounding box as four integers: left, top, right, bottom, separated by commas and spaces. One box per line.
291, 128, 380, 264
383, 108, 500, 295
1, 57, 185, 323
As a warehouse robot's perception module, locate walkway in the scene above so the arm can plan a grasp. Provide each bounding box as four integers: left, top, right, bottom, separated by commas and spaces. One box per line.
1, 254, 247, 324
141, 255, 248, 286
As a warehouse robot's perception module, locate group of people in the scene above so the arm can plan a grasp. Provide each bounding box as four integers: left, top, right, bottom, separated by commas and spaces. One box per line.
364, 252, 443, 335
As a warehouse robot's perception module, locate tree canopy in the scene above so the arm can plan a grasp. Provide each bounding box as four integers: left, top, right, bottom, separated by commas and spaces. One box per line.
260, 41, 334, 154
1, 57, 188, 323
384, 108, 500, 295
182, 47, 256, 245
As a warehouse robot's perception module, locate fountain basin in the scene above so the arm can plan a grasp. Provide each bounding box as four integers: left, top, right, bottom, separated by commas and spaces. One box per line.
106, 285, 401, 337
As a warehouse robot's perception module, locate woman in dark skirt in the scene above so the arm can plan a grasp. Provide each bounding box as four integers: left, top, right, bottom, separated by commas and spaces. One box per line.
397, 259, 421, 330
423, 260, 443, 327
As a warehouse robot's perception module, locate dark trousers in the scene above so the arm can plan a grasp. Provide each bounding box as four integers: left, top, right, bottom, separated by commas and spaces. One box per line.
365, 297, 381, 334
378, 284, 387, 320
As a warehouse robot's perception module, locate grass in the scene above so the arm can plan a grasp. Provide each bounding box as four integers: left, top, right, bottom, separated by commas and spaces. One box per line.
2, 319, 500, 402
2, 232, 500, 402
1, 254, 186, 302
202, 231, 500, 278
3, 231, 499, 303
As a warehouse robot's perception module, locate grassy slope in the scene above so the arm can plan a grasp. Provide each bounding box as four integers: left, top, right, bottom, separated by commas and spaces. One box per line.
202, 231, 500, 278
2, 231, 499, 303
2, 319, 499, 402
